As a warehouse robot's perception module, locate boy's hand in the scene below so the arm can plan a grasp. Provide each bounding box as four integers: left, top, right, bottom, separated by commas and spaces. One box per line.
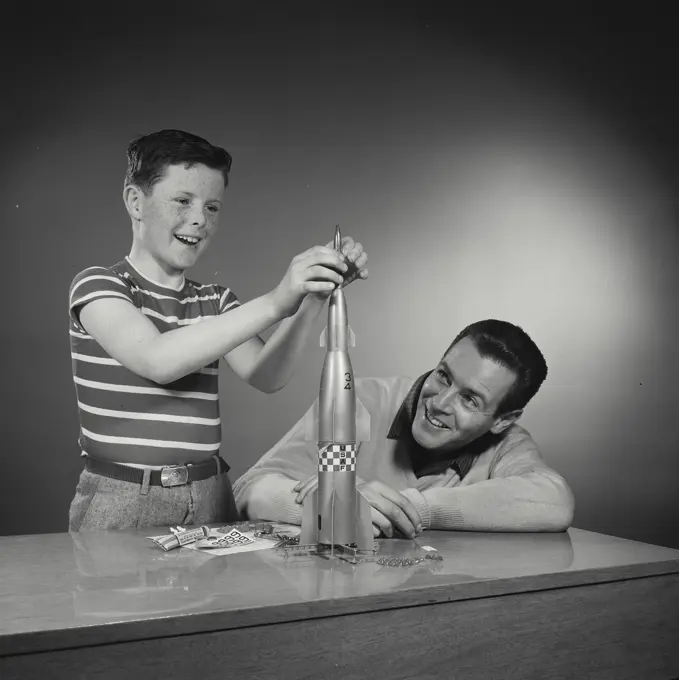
271, 237, 369, 317
335, 236, 369, 288
271, 246, 348, 317
305, 236, 369, 306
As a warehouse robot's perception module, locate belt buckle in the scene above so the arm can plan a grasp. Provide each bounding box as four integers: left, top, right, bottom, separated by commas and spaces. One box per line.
161, 465, 189, 487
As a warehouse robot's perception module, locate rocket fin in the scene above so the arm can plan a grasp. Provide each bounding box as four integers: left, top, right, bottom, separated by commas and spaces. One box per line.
299, 487, 318, 545
356, 396, 371, 442
304, 399, 320, 441
320, 326, 327, 348
348, 326, 355, 348
355, 487, 374, 551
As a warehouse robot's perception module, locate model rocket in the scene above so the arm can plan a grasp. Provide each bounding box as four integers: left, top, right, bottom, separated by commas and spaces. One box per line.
299, 226, 374, 553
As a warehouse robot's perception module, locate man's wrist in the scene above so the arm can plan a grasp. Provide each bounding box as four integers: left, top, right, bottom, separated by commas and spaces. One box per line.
400, 487, 431, 530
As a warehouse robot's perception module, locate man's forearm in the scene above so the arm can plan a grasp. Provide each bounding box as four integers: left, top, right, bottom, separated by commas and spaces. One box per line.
235, 474, 303, 524
246, 293, 327, 393
402, 472, 575, 532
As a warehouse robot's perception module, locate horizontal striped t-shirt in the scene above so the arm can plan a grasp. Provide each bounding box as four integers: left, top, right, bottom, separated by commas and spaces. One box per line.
68, 256, 240, 465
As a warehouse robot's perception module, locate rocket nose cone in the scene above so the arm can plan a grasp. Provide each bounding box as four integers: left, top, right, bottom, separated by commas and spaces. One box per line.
334, 225, 341, 252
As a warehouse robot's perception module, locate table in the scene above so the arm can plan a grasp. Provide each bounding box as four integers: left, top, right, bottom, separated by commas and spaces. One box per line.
1, 527, 678, 679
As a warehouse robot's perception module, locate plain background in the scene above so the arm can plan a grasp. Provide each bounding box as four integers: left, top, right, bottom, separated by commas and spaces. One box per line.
2, 2, 677, 548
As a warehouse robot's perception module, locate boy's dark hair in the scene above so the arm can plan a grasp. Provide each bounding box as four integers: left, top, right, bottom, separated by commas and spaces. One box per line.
445, 319, 548, 415
124, 129, 232, 194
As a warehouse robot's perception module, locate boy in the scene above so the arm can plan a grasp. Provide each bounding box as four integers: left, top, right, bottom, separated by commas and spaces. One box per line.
68, 129, 368, 531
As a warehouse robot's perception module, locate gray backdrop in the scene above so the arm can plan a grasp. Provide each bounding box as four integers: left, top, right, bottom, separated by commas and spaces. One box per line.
4, 2, 678, 548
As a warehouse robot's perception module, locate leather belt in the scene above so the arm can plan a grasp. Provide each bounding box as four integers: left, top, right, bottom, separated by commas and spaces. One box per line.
84, 456, 229, 487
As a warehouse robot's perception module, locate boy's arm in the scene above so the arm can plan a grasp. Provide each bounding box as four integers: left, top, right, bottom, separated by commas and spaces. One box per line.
222, 293, 327, 393
75, 245, 348, 385
223, 236, 368, 393
78, 293, 281, 385
232, 403, 320, 524
401, 445, 575, 533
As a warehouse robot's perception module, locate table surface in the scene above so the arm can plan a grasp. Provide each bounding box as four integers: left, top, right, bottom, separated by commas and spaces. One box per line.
2, 526, 679, 656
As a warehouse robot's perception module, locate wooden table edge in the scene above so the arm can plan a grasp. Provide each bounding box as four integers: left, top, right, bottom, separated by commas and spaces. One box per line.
2, 558, 678, 658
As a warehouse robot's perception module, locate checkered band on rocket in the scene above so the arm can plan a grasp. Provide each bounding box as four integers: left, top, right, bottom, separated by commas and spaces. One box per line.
318, 444, 357, 471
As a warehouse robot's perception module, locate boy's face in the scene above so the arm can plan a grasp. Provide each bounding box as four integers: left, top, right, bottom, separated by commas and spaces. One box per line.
411, 336, 520, 453
133, 163, 225, 273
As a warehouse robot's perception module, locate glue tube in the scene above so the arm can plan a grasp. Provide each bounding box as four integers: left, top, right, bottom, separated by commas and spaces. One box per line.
149, 525, 210, 551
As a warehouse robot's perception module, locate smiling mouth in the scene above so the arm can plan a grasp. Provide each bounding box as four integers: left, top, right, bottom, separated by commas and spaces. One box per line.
174, 235, 201, 246
424, 404, 449, 430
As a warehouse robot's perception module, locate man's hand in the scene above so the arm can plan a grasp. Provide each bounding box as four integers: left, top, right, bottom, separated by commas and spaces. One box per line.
356, 480, 422, 539
293, 476, 422, 539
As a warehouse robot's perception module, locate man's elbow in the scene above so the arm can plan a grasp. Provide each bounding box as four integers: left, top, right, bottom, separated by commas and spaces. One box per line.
234, 476, 273, 520
531, 472, 575, 532
544, 488, 575, 532
232, 479, 253, 518
546, 507, 574, 532
237, 497, 255, 520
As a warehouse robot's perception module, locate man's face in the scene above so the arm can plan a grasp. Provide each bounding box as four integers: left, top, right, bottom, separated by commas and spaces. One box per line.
134, 163, 225, 273
411, 336, 519, 453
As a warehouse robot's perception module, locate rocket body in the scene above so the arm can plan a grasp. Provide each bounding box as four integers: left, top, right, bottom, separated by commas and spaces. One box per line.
316, 286, 358, 546
300, 226, 373, 551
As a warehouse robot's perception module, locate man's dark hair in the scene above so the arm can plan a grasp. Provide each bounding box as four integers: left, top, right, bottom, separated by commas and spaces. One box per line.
445, 319, 548, 415
124, 129, 232, 194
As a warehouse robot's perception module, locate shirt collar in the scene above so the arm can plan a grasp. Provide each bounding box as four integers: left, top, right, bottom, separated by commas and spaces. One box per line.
387, 371, 429, 440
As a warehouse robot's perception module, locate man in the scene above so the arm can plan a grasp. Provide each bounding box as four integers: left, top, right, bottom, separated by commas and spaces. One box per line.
233, 319, 574, 537
68, 129, 368, 531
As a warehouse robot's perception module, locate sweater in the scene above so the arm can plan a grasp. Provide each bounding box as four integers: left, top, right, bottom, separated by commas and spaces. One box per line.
232, 376, 575, 532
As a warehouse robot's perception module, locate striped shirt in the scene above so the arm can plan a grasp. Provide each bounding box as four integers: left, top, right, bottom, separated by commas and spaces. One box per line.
68, 256, 240, 465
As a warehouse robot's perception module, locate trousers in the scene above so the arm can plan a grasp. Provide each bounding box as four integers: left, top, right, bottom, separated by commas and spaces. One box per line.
68, 460, 240, 531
